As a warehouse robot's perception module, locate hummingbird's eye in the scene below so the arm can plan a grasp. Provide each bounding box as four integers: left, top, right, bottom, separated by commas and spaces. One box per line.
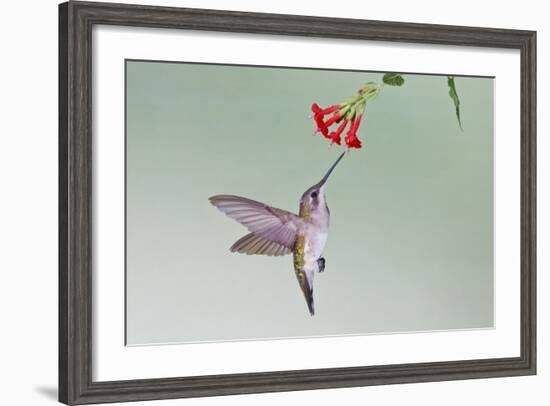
310, 191, 318, 199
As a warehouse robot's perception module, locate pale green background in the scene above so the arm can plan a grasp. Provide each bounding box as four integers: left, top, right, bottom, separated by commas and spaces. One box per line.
126, 60, 494, 345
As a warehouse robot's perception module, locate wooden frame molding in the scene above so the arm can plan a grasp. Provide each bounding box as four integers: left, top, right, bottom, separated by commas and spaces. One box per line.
59, 1, 536, 404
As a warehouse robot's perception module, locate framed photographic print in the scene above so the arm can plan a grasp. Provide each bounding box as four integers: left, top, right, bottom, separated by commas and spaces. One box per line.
59, 1, 536, 404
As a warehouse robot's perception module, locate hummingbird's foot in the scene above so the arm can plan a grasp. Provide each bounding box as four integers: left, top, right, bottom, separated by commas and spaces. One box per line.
317, 257, 326, 273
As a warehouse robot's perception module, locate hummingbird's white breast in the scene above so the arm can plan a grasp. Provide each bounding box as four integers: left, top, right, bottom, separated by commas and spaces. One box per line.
302, 224, 328, 271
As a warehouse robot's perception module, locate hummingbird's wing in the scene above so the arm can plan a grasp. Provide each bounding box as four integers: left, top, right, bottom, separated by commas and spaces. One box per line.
209, 195, 303, 250
230, 233, 292, 256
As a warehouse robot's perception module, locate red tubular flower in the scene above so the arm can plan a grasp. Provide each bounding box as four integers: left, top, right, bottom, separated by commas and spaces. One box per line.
344, 114, 363, 149
323, 111, 342, 130
328, 119, 349, 145
345, 133, 362, 149
313, 115, 329, 137
311, 103, 340, 137
311, 103, 323, 115
310, 82, 379, 150
312, 103, 339, 116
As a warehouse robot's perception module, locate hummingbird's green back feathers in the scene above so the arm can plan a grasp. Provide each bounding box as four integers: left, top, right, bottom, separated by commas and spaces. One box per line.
293, 234, 315, 316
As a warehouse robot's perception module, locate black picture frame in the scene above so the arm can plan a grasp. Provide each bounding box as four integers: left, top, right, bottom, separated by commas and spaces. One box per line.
59, 1, 537, 404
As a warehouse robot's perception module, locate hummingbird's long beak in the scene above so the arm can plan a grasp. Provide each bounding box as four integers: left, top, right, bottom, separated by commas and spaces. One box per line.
320, 152, 346, 185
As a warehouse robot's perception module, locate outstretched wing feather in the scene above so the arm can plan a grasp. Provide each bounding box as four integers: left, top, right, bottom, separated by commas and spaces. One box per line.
209, 195, 301, 249
230, 233, 292, 256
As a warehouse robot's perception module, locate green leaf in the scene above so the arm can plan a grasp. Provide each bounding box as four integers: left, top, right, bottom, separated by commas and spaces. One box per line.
447, 76, 463, 130
382, 73, 405, 86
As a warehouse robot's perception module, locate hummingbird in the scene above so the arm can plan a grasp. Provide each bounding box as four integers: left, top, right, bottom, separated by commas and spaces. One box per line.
209, 152, 345, 316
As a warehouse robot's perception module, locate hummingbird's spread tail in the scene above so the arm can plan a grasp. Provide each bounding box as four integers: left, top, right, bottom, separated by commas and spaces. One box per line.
296, 269, 315, 316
